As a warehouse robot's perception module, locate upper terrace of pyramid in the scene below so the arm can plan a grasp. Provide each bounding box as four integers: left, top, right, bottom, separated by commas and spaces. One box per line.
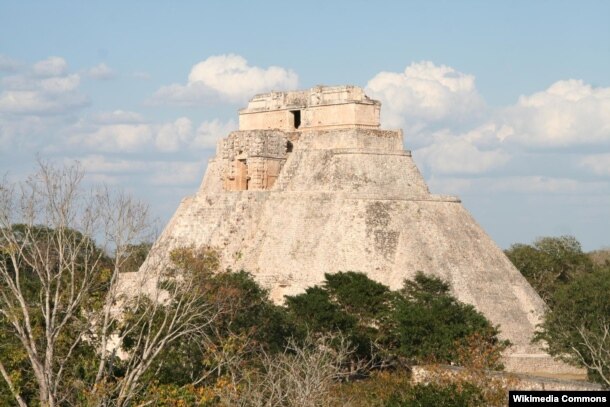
238, 85, 381, 132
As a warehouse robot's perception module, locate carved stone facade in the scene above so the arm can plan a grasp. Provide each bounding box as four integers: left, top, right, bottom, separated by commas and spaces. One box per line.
239, 85, 380, 131
220, 130, 289, 191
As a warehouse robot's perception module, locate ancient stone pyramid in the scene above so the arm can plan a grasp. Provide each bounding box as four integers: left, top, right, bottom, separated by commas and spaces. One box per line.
137, 85, 575, 374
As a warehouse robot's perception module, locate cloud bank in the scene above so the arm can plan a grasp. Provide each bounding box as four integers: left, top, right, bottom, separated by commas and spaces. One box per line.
366, 61, 485, 135
366, 61, 610, 180
67, 111, 236, 154
2, 53, 608, 251
0, 56, 88, 115
151, 54, 298, 105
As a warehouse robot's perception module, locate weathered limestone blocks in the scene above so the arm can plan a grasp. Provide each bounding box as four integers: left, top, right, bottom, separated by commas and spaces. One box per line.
274, 148, 432, 197
411, 366, 599, 390
136, 85, 581, 376
239, 85, 380, 131
295, 128, 403, 150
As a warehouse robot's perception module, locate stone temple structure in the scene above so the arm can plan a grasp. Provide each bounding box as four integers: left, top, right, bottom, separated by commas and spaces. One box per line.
135, 85, 576, 375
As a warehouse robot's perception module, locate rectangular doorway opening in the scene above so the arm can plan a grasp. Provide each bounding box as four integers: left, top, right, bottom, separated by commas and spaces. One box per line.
290, 110, 301, 129
236, 159, 249, 190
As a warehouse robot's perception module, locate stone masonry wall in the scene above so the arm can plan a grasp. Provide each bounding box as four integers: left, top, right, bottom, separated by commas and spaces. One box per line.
135, 87, 583, 377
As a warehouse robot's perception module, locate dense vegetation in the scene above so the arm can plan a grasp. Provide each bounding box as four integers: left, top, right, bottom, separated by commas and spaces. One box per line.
1, 163, 608, 406
506, 237, 610, 387
0, 234, 507, 406
118, 263, 510, 406
505, 236, 595, 304
285, 271, 506, 369
0, 160, 507, 406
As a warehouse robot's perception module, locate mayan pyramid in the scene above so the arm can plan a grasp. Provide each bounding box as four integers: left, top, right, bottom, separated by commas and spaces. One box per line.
134, 85, 576, 374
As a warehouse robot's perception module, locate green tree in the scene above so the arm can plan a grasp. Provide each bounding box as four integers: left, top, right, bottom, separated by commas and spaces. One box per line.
323, 271, 391, 322
285, 271, 505, 369
392, 272, 507, 366
505, 236, 594, 303
285, 272, 393, 363
286, 286, 357, 333
128, 248, 300, 407
0, 162, 223, 407
535, 268, 610, 386
119, 242, 152, 273
205, 269, 296, 354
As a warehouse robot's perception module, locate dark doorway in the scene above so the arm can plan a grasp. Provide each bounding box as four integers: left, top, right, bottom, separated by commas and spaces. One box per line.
290, 110, 301, 129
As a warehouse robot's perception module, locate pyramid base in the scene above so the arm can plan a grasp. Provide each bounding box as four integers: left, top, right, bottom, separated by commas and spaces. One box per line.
504, 353, 586, 377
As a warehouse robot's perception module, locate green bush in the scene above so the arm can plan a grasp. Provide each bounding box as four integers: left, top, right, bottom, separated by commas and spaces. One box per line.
285, 271, 504, 367
392, 272, 503, 365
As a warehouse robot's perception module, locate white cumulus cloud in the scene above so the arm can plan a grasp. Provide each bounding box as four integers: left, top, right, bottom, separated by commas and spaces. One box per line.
91, 110, 145, 125
77, 155, 204, 186
151, 54, 298, 105
366, 62, 610, 181
428, 175, 608, 196
366, 61, 485, 135
497, 80, 610, 147
0, 88, 86, 115
154, 117, 237, 151
39, 74, 81, 93
489, 176, 607, 194
150, 161, 204, 186
67, 113, 235, 153
73, 123, 154, 152
155, 117, 193, 152
78, 155, 147, 174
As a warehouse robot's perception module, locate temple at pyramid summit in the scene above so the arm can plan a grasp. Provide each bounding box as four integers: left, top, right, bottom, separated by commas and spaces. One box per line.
134, 85, 578, 374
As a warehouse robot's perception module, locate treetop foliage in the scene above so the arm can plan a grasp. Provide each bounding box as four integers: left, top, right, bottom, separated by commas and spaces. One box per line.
401, 271, 451, 299
507, 234, 610, 387
392, 272, 507, 367
323, 271, 391, 319
285, 271, 506, 368
535, 268, 610, 386
505, 235, 595, 303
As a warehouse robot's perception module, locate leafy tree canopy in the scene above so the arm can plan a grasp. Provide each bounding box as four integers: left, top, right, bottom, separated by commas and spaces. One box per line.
286, 285, 358, 333
393, 272, 506, 365
536, 268, 610, 386
285, 271, 506, 368
505, 235, 594, 303
323, 271, 391, 320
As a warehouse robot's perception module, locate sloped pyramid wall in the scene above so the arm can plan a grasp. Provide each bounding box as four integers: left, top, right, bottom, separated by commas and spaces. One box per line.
132, 126, 577, 375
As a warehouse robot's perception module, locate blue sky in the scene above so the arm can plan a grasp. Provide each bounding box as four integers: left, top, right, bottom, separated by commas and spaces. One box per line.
1, 1, 609, 250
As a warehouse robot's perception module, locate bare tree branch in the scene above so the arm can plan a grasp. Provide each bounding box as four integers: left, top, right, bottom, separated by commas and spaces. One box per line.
573, 322, 610, 387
